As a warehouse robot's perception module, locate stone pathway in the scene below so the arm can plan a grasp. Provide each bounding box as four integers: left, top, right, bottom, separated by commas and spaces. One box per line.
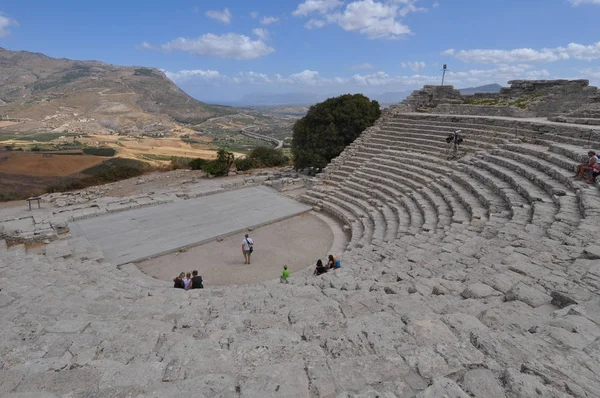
71, 186, 311, 265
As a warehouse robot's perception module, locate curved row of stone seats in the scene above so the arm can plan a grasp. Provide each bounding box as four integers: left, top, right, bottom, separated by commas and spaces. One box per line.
392, 112, 600, 148
465, 148, 591, 244
365, 156, 485, 230
351, 170, 424, 235
376, 152, 487, 224
342, 179, 399, 242
494, 143, 600, 238
342, 173, 412, 236
358, 164, 439, 231
385, 119, 520, 142
301, 190, 365, 249
369, 133, 497, 155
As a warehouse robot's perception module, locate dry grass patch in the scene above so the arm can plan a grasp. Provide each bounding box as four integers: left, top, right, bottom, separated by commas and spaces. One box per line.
0, 152, 106, 177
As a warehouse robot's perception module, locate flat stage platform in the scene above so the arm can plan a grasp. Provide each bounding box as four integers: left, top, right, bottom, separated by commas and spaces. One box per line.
70, 186, 312, 265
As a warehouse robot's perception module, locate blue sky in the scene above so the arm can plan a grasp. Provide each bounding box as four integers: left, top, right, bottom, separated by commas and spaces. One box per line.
1, 0, 600, 103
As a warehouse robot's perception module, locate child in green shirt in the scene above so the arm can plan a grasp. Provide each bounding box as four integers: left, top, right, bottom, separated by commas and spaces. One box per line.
280, 265, 290, 284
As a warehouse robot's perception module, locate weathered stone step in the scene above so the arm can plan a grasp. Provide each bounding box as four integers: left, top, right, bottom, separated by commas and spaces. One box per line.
370, 135, 491, 154
379, 126, 509, 145
337, 184, 388, 243
471, 159, 557, 231
484, 153, 575, 200
436, 177, 488, 221
300, 193, 362, 248
352, 172, 413, 235
461, 165, 531, 224
313, 188, 376, 247
344, 179, 400, 241
385, 119, 521, 140
430, 181, 472, 226
355, 166, 427, 233
388, 115, 535, 136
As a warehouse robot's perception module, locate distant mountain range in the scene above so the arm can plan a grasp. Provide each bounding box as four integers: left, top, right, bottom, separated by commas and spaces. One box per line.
223, 84, 505, 108
0, 48, 234, 135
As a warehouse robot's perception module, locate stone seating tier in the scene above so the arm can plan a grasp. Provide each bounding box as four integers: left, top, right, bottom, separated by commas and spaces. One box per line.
5, 108, 600, 396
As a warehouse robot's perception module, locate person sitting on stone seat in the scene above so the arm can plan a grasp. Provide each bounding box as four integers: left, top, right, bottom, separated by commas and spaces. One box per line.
327, 254, 341, 270
314, 259, 328, 276
190, 270, 203, 289
574, 151, 598, 180
173, 272, 185, 289
183, 272, 192, 290
586, 162, 600, 184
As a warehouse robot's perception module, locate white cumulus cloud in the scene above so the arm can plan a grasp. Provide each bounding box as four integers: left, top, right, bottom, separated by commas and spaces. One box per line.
252, 28, 269, 41
293, 0, 421, 39
0, 13, 19, 38
293, 0, 344, 16
161, 33, 274, 60
569, 0, 600, 5
260, 16, 279, 25
402, 61, 426, 72
444, 41, 600, 64
305, 19, 327, 29
205, 8, 232, 24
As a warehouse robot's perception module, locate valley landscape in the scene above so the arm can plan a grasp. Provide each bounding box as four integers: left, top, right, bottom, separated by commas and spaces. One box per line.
0, 48, 297, 199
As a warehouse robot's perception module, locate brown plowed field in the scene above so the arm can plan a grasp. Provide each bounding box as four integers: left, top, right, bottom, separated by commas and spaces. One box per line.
0, 152, 106, 176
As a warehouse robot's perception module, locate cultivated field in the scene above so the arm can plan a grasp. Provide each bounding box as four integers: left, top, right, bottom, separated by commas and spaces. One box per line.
0, 151, 106, 176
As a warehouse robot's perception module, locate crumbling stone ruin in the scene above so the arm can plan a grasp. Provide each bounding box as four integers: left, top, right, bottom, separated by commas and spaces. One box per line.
1, 81, 600, 396
401, 79, 600, 125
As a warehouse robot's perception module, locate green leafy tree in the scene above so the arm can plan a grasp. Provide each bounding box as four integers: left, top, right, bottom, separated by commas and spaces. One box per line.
292, 94, 380, 169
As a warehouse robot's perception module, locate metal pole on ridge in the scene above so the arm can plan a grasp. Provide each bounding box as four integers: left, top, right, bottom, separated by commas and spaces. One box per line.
441, 64, 448, 86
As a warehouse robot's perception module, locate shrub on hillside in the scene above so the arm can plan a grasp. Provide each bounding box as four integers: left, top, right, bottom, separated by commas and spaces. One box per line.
202, 149, 234, 177
234, 157, 254, 171
83, 147, 116, 157
189, 158, 208, 170
169, 157, 193, 170
249, 147, 288, 168
202, 160, 229, 177
292, 94, 380, 169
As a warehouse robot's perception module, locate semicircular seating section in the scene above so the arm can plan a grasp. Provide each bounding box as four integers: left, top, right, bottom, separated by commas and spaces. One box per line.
310, 111, 600, 250
4, 110, 600, 397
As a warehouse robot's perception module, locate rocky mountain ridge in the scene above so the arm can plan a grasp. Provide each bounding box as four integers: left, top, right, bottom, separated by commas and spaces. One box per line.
0, 47, 234, 135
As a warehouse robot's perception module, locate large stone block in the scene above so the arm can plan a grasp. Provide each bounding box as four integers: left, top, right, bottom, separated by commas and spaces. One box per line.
505, 283, 551, 308
416, 377, 470, 398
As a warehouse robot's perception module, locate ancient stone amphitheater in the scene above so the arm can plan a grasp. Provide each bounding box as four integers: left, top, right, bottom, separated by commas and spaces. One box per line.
2, 81, 600, 397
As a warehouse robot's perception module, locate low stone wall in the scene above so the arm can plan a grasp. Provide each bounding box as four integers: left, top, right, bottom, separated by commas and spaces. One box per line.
435, 104, 534, 118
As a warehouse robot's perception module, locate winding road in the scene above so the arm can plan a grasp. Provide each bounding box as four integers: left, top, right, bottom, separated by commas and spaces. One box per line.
240, 125, 284, 149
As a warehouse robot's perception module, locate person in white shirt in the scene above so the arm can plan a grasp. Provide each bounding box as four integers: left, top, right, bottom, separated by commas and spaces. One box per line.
242, 233, 254, 264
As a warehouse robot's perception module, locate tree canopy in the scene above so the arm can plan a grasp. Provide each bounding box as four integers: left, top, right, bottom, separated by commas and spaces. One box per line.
291, 94, 381, 169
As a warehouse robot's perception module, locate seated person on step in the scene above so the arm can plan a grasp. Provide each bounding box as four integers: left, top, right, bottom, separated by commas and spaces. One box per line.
190, 270, 204, 289
314, 259, 328, 276
587, 162, 600, 184
574, 151, 598, 180
327, 254, 341, 270
173, 272, 185, 289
